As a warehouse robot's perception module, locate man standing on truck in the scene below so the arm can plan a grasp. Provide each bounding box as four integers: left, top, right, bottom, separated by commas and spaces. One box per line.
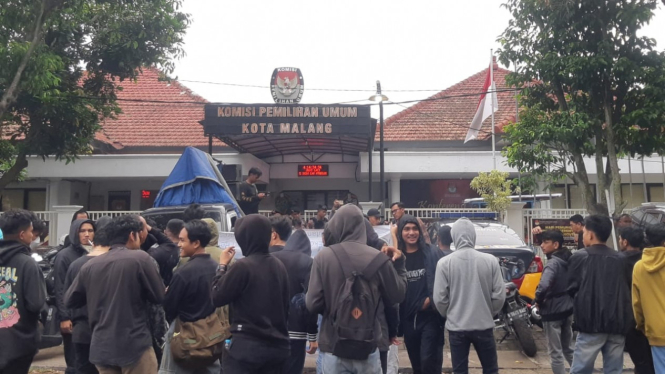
238, 167, 266, 215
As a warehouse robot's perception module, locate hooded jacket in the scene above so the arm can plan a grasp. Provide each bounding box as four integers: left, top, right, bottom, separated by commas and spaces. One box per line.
306, 204, 407, 354
567, 244, 632, 335
535, 249, 573, 321
396, 215, 441, 330
272, 229, 317, 341
433, 218, 505, 331
54, 219, 94, 322
211, 214, 290, 348
632, 246, 665, 345
0, 240, 46, 368
64, 255, 95, 344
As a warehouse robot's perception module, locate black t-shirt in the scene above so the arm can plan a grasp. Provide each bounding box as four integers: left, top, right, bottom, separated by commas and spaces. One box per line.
405, 249, 426, 283
238, 182, 260, 214
400, 248, 429, 321
309, 217, 328, 229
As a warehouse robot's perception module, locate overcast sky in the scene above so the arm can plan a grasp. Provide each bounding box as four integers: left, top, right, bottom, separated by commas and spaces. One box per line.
173, 0, 665, 119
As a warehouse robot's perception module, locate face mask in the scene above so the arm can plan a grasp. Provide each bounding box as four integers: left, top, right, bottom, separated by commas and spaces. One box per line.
30, 238, 40, 250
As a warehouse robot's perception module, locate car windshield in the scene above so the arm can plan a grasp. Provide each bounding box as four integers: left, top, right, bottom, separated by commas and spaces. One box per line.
143, 210, 222, 230
474, 226, 525, 248
444, 223, 525, 249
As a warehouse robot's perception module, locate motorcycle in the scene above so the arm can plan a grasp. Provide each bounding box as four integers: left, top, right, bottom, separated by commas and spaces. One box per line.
32, 246, 64, 349
494, 257, 538, 357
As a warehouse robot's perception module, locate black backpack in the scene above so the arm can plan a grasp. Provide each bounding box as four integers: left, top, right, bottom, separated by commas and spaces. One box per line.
329, 244, 390, 360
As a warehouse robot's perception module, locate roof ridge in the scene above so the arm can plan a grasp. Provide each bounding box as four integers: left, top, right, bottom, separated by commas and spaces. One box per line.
385, 63, 512, 126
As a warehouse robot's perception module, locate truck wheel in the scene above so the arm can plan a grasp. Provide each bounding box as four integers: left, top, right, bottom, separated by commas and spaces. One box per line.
513, 318, 537, 357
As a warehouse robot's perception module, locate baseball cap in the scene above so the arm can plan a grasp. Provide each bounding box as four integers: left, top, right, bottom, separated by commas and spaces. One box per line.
367, 208, 382, 218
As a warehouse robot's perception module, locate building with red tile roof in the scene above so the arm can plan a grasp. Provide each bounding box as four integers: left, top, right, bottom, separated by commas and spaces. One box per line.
380, 59, 517, 143
7, 63, 664, 225
94, 67, 224, 153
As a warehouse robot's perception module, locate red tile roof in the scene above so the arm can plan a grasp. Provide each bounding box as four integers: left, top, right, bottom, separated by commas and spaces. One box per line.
381, 60, 517, 142
97, 68, 222, 149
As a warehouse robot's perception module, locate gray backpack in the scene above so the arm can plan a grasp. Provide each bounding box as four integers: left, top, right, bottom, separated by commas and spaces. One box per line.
329, 244, 389, 360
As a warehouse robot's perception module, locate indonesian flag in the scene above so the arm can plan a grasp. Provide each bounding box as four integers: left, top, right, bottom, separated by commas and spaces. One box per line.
465, 58, 499, 143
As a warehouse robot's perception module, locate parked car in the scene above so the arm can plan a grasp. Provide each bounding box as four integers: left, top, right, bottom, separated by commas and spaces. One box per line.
629, 203, 665, 234
142, 203, 239, 232
428, 221, 542, 286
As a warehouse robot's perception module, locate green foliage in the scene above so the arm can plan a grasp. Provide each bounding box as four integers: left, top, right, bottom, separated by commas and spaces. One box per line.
498, 0, 665, 214
0, 0, 190, 187
471, 170, 512, 217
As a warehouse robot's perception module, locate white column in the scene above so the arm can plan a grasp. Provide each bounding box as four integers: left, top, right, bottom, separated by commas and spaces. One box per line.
389, 178, 401, 205
53, 205, 83, 245
504, 202, 526, 239
47, 179, 68, 209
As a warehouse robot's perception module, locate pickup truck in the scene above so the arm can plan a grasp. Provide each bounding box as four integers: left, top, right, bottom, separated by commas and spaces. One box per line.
142, 203, 239, 232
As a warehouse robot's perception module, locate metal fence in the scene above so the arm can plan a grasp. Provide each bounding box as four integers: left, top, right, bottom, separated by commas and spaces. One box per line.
87, 211, 142, 220
260, 208, 495, 222
401, 208, 494, 220
33, 211, 59, 241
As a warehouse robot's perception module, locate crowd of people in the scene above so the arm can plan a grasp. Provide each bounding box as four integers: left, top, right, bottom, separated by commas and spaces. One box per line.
531, 214, 665, 374
1, 202, 665, 374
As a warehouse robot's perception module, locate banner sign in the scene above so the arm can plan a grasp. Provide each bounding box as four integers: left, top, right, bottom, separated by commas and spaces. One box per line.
531, 218, 578, 250
219, 226, 393, 259
202, 104, 371, 136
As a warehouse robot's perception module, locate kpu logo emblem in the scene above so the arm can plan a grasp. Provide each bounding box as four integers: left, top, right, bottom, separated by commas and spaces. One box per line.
271, 67, 304, 104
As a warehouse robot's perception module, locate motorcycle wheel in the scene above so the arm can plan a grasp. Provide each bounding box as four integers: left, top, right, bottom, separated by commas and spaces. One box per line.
513, 318, 537, 357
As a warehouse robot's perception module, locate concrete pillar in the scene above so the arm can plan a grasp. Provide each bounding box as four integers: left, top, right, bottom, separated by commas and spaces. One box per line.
389, 178, 401, 206
47, 179, 72, 209
53, 205, 83, 246
505, 202, 526, 242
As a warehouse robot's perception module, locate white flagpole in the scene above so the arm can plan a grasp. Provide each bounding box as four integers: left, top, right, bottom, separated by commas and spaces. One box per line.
490, 49, 496, 170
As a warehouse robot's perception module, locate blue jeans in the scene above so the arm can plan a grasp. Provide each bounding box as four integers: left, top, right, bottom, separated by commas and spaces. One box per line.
570, 333, 624, 374
652, 346, 665, 374
316, 315, 323, 374
448, 329, 498, 374
320, 349, 382, 374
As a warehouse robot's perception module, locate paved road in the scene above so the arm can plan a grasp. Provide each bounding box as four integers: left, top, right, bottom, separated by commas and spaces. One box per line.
32, 327, 636, 373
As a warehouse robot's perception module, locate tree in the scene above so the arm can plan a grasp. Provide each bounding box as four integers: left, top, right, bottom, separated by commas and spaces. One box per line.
498, 0, 665, 215
470, 170, 512, 221
0, 0, 190, 193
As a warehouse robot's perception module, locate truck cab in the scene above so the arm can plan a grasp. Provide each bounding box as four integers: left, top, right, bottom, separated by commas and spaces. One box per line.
142, 203, 239, 233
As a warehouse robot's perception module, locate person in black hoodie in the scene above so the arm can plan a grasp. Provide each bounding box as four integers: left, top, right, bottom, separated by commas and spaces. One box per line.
211, 214, 290, 374
0, 209, 47, 374
269, 216, 292, 254
618, 227, 655, 374
272, 229, 318, 374
535, 230, 574, 374
568, 215, 633, 374
65, 215, 165, 374
392, 215, 444, 374
54, 218, 95, 374
147, 218, 182, 286
63, 217, 112, 374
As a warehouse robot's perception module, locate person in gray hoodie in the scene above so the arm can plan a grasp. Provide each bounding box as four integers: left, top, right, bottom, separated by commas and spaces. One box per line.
306, 204, 407, 374
433, 218, 504, 374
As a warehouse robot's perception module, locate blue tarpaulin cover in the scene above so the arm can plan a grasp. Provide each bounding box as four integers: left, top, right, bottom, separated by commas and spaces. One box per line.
153, 147, 240, 212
